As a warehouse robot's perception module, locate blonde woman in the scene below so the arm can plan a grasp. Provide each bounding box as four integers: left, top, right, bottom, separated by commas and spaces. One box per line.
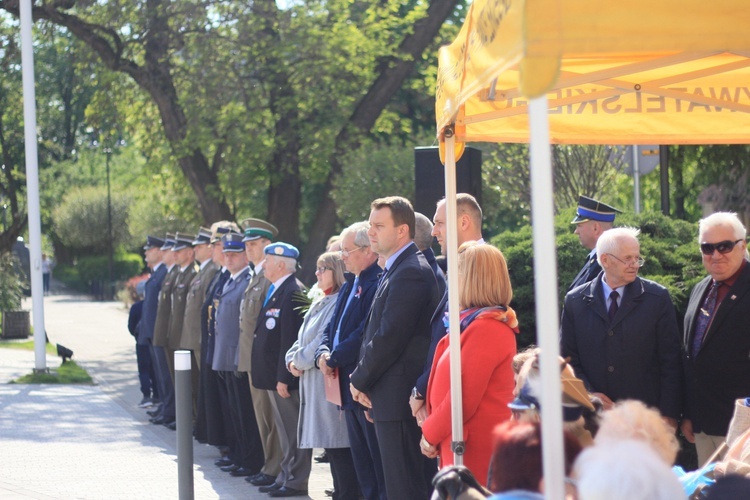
420, 241, 520, 484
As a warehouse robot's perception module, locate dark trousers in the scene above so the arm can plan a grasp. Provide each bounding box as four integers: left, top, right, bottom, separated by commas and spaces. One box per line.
226, 372, 264, 471
149, 344, 175, 420
195, 356, 226, 447
216, 371, 238, 462
327, 447, 360, 500
135, 343, 157, 398
345, 409, 386, 500
374, 418, 429, 500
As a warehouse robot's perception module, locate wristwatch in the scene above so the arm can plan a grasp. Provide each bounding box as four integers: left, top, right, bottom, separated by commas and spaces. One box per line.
411, 387, 424, 401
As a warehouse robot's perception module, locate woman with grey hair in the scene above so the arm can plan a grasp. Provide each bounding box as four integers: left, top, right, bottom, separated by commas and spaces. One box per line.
285, 251, 357, 498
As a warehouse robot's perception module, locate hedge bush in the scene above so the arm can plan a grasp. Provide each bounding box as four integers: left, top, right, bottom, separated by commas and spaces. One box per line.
76, 253, 144, 285
491, 210, 703, 348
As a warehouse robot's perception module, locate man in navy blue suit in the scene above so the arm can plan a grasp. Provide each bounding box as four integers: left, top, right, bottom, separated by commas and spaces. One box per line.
139, 236, 167, 412
350, 196, 439, 500
316, 221, 384, 500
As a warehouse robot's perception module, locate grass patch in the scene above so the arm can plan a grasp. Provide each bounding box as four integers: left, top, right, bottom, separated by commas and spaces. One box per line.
0, 340, 56, 355
12, 360, 93, 384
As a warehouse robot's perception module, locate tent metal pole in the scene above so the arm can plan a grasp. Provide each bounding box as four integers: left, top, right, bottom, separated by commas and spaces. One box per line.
529, 96, 565, 499
444, 132, 464, 464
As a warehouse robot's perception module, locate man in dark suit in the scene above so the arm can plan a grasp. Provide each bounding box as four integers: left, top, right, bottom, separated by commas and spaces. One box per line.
350, 196, 440, 500
682, 212, 750, 464
138, 236, 166, 407
251, 242, 307, 498
568, 195, 621, 291
316, 221, 384, 500
561, 227, 682, 426
195, 223, 235, 452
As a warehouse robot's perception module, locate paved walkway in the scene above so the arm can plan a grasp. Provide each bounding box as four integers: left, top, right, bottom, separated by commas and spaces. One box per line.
0, 294, 333, 499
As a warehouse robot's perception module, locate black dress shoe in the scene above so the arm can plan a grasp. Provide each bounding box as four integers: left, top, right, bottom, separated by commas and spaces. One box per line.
229, 467, 257, 477
221, 464, 240, 473
314, 451, 329, 463
164, 420, 176, 430
150, 416, 166, 425
258, 483, 282, 493
247, 473, 276, 486
215, 457, 234, 467
269, 486, 308, 497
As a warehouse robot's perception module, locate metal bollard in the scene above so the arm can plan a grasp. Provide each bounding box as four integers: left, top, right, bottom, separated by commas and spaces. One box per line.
175, 350, 194, 500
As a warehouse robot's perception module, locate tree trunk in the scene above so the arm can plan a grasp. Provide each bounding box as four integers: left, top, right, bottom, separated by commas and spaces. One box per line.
299, 0, 461, 281
25, 2, 233, 225
671, 146, 686, 220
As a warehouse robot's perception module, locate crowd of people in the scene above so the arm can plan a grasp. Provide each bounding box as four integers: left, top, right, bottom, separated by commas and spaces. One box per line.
125, 192, 750, 499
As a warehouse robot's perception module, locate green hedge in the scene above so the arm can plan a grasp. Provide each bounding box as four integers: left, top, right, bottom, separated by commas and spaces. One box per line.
491, 210, 703, 348
77, 253, 144, 285
56, 254, 144, 292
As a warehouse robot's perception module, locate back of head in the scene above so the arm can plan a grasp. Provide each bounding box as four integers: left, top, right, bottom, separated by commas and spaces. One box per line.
574, 440, 685, 500
595, 400, 679, 465
456, 193, 483, 233
414, 212, 435, 251
458, 242, 512, 308
489, 420, 582, 493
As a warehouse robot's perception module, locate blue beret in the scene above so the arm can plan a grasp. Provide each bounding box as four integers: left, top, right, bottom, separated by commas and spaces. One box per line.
264, 242, 299, 260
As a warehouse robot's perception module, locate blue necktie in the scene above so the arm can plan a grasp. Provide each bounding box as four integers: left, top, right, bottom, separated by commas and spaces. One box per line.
263, 283, 276, 307
608, 291, 619, 322
692, 281, 721, 357
334, 277, 359, 347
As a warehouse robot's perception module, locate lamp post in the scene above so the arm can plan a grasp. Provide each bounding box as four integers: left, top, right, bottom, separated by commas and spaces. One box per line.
104, 147, 114, 300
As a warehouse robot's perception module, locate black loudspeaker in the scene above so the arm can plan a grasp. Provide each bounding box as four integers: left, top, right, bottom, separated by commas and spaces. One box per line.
414, 146, 483, 219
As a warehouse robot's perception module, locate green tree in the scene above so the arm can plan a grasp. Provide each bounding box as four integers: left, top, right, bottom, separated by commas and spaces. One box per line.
1, 0, 463, 280
52, 186, 132, 255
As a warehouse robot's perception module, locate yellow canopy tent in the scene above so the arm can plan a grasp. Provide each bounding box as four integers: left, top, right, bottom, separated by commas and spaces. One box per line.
434, 1, 750, 497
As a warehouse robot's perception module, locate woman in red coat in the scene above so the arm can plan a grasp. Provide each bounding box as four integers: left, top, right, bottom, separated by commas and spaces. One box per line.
420, 241, 519, 485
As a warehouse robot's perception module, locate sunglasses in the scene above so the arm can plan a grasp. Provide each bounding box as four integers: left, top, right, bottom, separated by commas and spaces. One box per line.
700, 239, 744, 255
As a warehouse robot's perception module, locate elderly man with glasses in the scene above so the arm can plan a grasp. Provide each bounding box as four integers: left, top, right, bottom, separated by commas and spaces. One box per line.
682, 212, 750, 465
560, 227, 683, 429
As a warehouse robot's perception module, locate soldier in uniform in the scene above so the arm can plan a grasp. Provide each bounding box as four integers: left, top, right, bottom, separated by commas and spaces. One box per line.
213, 232, 265, 477
180, 227, 218, 418
237, 218, 284, 487
568, 196, 621, 291
150, 234, 179, 427
161, 233, 197, 430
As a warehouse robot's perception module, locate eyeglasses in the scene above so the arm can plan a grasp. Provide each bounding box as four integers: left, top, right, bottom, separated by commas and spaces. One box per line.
700, 239, 744, 256
315, 266, 332, 274
339, 246, 365, 258
605, 253, 645, 268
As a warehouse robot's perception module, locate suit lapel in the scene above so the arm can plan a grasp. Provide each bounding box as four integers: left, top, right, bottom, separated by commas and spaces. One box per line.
583, 277, 609, 324
702, 265, 750, 348
684, 277, 710, 347
610, 278, 645, 327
